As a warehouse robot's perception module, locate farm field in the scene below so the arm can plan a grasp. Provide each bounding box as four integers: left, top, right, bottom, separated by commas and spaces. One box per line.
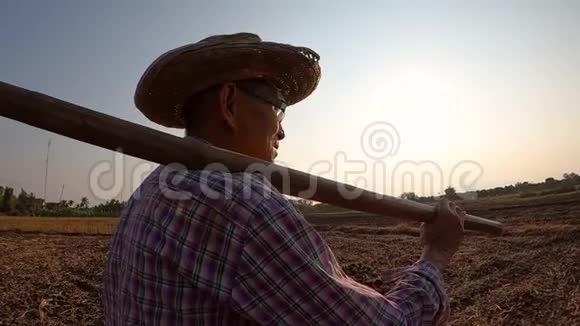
0, 217, 117, 235
0, 194, 579, 325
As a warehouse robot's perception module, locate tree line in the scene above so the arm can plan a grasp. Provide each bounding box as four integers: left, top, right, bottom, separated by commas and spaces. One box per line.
293, 172, 580, 213
1, 172, 578, 217
0, 186, 125, 217
396, 172, 580, 203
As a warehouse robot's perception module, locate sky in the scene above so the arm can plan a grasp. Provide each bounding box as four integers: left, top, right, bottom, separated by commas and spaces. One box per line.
0, 0, 579, 203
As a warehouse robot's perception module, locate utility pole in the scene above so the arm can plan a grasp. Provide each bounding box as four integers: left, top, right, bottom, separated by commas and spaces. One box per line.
58, 184, 65, 202
43, 138, 51, 202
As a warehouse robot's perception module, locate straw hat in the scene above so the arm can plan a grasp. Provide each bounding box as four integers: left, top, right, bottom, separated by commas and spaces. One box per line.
134, 32, 321, 128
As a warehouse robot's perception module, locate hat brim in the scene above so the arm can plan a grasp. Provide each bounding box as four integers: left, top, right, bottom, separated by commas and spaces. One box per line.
135, 42, 321, 128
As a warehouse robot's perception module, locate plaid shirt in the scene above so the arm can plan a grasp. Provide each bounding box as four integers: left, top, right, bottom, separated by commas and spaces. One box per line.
103, 166, 449, 325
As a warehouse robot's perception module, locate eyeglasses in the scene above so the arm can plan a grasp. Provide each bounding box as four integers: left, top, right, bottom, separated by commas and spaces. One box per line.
236, 80, 287, 122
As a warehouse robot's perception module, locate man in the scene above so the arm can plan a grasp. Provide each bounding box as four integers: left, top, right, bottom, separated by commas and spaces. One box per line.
103, 33, 465, 325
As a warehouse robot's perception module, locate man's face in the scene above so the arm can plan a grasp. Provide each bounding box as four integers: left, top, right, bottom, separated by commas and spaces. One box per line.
230, 81, 286, 162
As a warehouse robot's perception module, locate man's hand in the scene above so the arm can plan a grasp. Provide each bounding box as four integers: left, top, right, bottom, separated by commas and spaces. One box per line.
420, 199, 465, 271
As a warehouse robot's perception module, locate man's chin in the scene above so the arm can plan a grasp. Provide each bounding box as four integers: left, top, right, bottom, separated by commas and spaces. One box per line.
271, 148, 278, 161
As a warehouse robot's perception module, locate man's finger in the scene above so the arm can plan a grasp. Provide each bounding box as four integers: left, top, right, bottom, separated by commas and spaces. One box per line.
449, 201, 457, 213
458, 210, 466, 229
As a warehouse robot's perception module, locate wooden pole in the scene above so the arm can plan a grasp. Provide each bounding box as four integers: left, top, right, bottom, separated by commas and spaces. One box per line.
0, 81, 503, 234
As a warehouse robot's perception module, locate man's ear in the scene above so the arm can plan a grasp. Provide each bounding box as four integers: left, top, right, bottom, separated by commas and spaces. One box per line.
218, 82, 238, 130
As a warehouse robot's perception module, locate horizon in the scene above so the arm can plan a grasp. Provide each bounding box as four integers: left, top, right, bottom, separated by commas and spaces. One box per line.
0, 159, 576, 205
1, 1, 579, 203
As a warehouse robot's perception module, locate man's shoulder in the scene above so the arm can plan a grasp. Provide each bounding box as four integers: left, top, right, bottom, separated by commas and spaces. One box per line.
143, 166, 285, 207
136, 166, 309, 241
145, 165, 275, 188
187, 169, 298, 225
188, 169, 278, 197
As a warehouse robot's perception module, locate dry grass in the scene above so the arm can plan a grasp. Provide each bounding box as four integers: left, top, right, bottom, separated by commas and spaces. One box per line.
0, 216, 118, 235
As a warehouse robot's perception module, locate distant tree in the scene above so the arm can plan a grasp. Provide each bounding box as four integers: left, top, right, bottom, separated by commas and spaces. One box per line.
443, 187, 461, 200
563, 172, 580, 183
15, 189, 29, 215
77, 197, 90, 209
15, 189, 40, 215
563, 173, 570, 180
517, 181, 530, 188
1, 187, 15, 212
400, 192, 418, 201
67, 200, 75, 208
545, 177, 556, 184
94, 199, 125, 216
58, 200, 70, 208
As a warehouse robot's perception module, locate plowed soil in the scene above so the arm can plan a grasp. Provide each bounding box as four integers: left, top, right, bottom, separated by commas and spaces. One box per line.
1, 196, 578, 325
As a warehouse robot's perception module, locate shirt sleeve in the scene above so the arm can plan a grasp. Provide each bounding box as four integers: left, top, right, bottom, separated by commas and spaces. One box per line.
229, 187, 449, 326
382, 260, 450, 325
